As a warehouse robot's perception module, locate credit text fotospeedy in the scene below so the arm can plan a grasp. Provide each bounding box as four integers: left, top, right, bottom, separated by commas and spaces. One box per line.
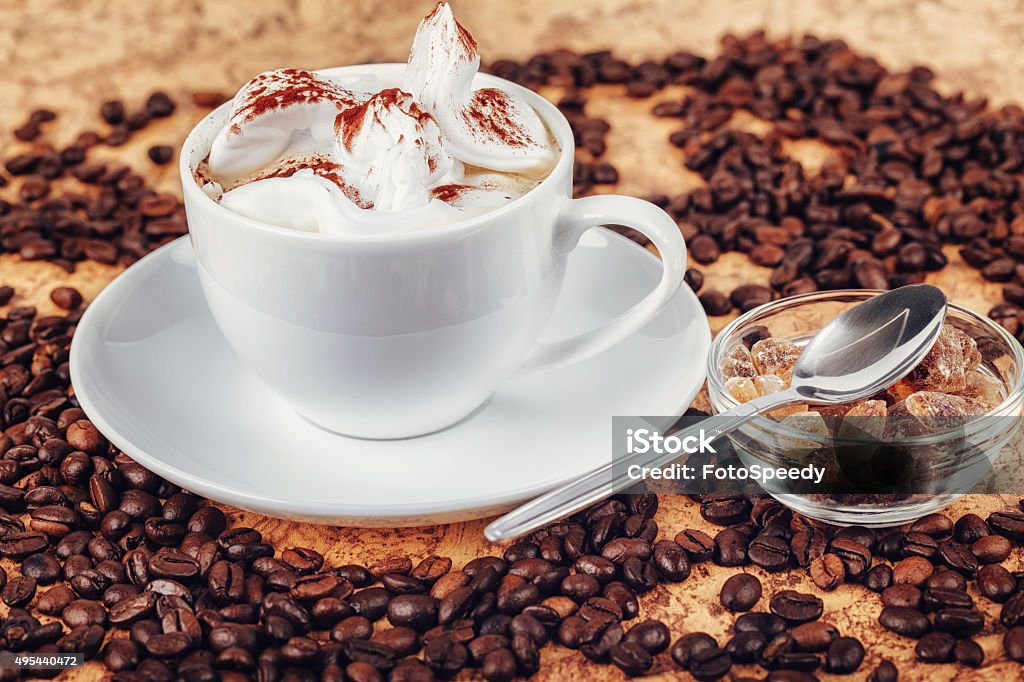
624, 428, 825, 484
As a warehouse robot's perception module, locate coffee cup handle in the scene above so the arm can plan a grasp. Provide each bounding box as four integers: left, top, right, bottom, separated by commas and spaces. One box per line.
517, 194, 686, 373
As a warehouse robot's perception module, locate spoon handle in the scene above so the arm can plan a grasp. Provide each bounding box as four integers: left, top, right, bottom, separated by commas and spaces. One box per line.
484, 389, 800, 542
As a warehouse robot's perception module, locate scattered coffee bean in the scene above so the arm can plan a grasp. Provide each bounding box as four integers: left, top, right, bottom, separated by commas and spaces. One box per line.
719, 573, 761, 612
879, 606, 930, 638
809, 554, 844, 591
50, 286, 83, 310
825, 636, 864, 674
915, 631, 955, 663
769, 590, 822, 623
147, 145, 175, 165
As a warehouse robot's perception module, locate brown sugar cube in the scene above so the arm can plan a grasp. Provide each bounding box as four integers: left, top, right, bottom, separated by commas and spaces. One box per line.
725, 376, 758, 402
898, 391, 974, 418
953, 327, 982, 373
887, 324, 967, 400
721, 344, 757, 379
751, 338, 801, 383
957, 370, 1002, 409
754, 374, 785, 396
844, 399, 888, 417
837, 399, 888, 439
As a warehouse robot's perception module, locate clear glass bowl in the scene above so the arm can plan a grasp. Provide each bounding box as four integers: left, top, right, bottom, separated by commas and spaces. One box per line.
707, 290, 1024, 527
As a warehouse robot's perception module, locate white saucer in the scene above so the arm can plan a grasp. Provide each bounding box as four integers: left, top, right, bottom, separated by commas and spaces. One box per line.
71, 229, 710, 526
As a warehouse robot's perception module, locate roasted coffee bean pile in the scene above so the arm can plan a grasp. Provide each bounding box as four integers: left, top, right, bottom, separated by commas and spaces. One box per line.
491, 35, 1024, 340
0, 93, 187, 273
2, 31, 1024, 681
3, 337, 1024, 682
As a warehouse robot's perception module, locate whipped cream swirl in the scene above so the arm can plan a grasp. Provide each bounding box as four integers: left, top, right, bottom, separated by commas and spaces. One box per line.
204, 3, 557, 235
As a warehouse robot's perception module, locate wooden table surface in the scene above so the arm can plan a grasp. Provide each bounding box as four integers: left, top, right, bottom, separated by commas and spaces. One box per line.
3, 1, 1024, 679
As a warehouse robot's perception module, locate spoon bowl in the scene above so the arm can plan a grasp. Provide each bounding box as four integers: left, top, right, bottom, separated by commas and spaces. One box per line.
791, 284, 948, 403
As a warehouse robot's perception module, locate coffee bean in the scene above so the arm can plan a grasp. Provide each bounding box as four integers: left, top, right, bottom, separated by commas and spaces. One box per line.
978, 563, 1016, 603
733, 611, 786, 638
3, 575, 37, 606
675, 529, 715, 561
623, 619, 669, 654
100, 101, 125, 124
574, 555, 616, 583
387, 594, 438, 631
790, 621, 838, 653
62, 599, 107, 628
688, 646, 733, 680
149, 551, 199, 580
730, 284, 772, 312
868, 659, 898, 682
188, 506, 227, 537
146, 91, 176, 117
879, 606, 930, 638
652, 539, 690, 581
480, 646, 514, 681
790, 528, 826, 568
916, 631, 955, 663
971, 534, 1011, 564
49, 287, 83, 311
0, 532, 49, 558
22, 552, 62, 583
910, 513, 953, 538
954, 638, 984, 668
1005, 626, 1024, 662
699, 290, 732, 316
719, 573, 761, 612
865, 564, 892, 592
691, 235, 720, 264
769, 591, 822, 623
109, 591, 157, 626
37, 584, 75, 616
600, 537, 651, 564
748, 533, 790, 571
103, 637, 141, 672
880, 581, 921, 606
988, 510, 1024, 540
724, 630, 766, 664
684, 268, 704, 292
602, 582, 639, 621
421, 636, 465, 676
954, 513, 990, 544
713, 528, 749, 566
809, 554, 844, 591
892, 556, 933, 586
829, 538, 871, 581
937, 542, 976, 577
345, 661, 383, 682
148, 145, 174, 165
145, 631, 192, 657
933, 607, 983, 637
825, 636, 864, 674
671, 632, 717, 667
921, 586, 973, 612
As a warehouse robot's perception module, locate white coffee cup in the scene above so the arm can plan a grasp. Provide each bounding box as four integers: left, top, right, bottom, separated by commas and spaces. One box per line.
180, 63, 686, 439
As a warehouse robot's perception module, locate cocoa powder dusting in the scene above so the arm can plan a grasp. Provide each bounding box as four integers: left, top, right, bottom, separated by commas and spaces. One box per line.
463, 88, 535, 147
334, 106, 367, 153
431, 183, 471, 202
229, 69, 356, 134
247, 156, 372, 209
334, 89, 437, 154
454, 16, 477, 56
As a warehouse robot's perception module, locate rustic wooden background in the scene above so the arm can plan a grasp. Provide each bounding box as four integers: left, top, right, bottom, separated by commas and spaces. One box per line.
2, 0, 1024, 679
